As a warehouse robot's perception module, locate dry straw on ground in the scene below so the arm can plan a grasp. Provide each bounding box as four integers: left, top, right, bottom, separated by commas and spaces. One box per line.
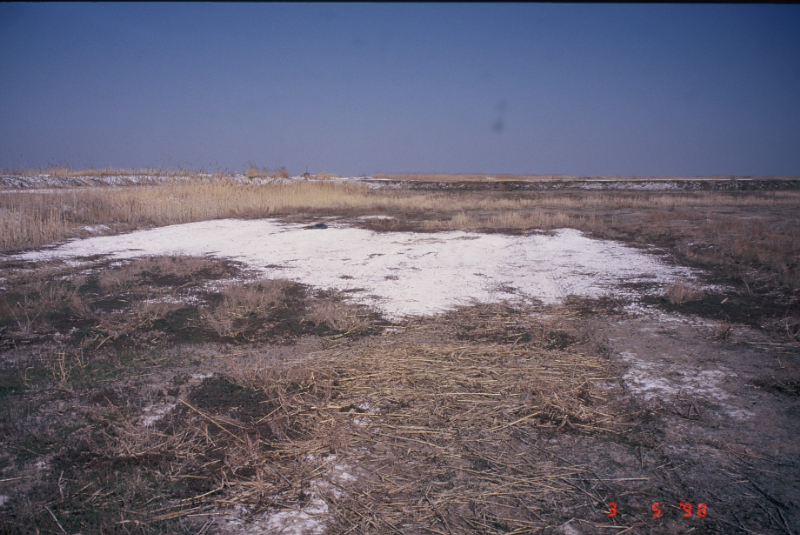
2, 281, 625, 534
194, 304, 622, 533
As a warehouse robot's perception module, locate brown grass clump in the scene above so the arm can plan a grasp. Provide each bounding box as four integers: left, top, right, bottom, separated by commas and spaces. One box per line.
306, 299, 372, 334
0, 256, 246, 347
0, 267, 88, 336
667, 280, 705, 305
94, 299, 185, 343
201, 279, 294, 338
244, 162, 265, 178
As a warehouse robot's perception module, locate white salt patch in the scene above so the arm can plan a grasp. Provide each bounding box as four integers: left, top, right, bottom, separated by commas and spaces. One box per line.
619, 351, 752, 420
81, 224, 110, 233
220, 454, 357, 535
219, 503, 327, 535
260, 499, 328, 535
140, 402, 177, 427
356, 401, 377, 413
353, 417, 371, 427
14, 219, 701, 320
557, 522, 582, 535
0, 495, 9, 507
191, 372, 213, 381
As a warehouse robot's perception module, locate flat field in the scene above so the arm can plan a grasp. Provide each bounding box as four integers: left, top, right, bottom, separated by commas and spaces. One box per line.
0, 175, 798, 534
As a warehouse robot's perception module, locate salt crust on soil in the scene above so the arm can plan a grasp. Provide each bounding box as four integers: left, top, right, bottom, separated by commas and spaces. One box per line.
618, 350, 753, 420
217, 454, 355, 535
15, 219, 701, 319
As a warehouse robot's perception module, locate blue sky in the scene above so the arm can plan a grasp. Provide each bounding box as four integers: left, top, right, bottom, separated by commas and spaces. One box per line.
1, 3, 799, 176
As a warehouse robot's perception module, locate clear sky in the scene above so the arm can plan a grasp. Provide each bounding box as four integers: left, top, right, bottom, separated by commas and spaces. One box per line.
1, 3, 799, 176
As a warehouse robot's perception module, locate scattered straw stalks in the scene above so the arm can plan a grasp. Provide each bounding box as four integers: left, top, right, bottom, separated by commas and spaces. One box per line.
31, 304, 621, 533
208, 305, 623, 532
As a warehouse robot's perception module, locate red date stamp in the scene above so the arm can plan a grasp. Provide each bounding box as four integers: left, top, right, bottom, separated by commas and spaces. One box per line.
606, 502, 707, 518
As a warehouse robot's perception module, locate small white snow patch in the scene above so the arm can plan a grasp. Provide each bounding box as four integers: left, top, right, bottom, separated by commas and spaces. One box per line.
0, 495, 9, 507
218, 503, 328, 535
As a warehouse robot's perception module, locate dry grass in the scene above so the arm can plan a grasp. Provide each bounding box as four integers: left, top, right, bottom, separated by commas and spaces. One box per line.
201, 280, 294, 338
305, 299, 372, 333
0, 268, 87, 335
0, 181, 374, 251
244, 162, 290, 179
3, 179, 796, 251
1, 252, 627, 534
2, 243, 796, 533
5, 165, 204, 178
372, 173, 799, 182
0, 254, 381, 353
67, 303, 615, 534
667, 280, 705, 305
0, 256, 239, 347
1, 244, 625, 534
421, 210, 576, 231
206, 304, 620, 532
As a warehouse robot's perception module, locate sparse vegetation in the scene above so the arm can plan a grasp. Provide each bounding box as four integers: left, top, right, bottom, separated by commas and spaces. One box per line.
2, 180, 798, 342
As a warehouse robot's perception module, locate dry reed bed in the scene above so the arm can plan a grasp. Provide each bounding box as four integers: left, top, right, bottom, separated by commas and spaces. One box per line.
0, 181, 373, 251
1, 179, 797, 250
372, 173, 799, 182
4, 166, 207, 178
